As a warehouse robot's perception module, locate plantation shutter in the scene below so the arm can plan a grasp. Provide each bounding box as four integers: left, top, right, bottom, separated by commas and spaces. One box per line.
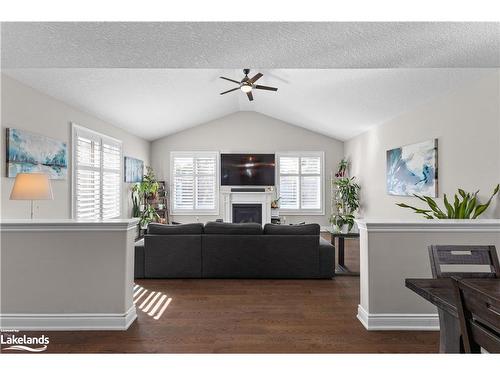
278, 153, 323, 213
172, 152, 218, 213
195, 156, 216, 210
173, 156, 195, 210
300, 156, 321, 210
73, 125, 122, 220
279, 157, 300, 210
102, 139, 122, 219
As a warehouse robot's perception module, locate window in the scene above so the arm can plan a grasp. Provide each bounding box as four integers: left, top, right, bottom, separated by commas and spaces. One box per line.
277, 152, 324, 214
72, 124, 122, 220
171, 152, 218, 214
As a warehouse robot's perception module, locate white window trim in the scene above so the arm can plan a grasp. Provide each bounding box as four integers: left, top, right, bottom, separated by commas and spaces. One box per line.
71, 123, 123, 220
276, 151, 325, 215
170, 151, 220, 216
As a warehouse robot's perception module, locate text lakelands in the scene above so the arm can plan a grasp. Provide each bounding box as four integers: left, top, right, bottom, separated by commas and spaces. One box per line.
0, 334, 50, 345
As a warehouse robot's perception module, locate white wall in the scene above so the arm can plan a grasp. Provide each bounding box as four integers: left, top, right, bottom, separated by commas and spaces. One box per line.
151, 111, 344, 225
345, 70, 500, 219
1, 74, 151, 219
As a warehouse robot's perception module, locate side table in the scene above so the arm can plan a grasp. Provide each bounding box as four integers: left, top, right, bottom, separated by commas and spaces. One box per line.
329, 231, 360, 276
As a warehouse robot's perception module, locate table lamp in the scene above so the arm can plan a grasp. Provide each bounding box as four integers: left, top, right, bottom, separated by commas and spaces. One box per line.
10, 173, 54, 219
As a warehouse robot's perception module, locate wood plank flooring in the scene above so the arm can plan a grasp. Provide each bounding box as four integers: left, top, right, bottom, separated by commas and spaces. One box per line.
14, 235, 439, 353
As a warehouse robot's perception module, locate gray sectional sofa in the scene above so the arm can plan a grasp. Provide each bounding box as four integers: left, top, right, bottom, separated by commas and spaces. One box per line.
135, 222, 335, 279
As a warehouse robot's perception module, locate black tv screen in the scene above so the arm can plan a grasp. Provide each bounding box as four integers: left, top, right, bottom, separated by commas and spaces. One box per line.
221, 154, 275, 186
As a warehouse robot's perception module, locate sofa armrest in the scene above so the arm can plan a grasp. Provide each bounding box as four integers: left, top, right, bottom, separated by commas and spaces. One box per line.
134, 238, 145, 279
319, 237, 335, 278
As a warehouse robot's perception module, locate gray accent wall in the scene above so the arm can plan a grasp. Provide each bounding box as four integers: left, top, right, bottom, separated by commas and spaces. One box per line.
151, 111, 344, 226
1, 74, 152, 219
344, 70, 500, 219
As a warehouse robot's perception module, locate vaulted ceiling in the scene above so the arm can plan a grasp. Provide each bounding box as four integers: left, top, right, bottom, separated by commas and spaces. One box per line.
3, 68, 494, 141
2, 22, 499, 141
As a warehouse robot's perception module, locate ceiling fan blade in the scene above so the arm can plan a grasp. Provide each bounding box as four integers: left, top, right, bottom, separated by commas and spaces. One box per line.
249, 73, 263, 84
247, 91, 254, 101
255, 85, 278, 91
220, 87, 240, 95
220, 76, 241, 84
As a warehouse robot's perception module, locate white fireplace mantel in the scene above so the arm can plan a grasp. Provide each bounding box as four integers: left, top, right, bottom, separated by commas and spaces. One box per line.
221, 187, 273, 224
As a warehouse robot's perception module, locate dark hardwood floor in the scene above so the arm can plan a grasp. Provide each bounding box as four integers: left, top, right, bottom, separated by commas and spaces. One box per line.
16, 235, 438, 353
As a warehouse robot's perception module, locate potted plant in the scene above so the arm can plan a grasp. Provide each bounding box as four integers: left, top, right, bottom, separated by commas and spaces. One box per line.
131, 167, 162, 229
329, 160, 361, 233
330, 213, 355, 233
139, 166, 160, 201
397, 184, 499, 219
139, 204, 161, 229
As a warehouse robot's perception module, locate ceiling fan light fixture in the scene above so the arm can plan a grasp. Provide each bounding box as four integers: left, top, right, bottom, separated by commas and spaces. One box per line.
219, 69, 277, 101
240, 84, 252, 93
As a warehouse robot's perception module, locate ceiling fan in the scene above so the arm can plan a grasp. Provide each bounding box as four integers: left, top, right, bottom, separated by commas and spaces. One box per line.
219, 69, 278, 101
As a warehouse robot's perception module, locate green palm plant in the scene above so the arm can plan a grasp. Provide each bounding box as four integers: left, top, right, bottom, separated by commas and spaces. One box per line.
397, 184, 499, 219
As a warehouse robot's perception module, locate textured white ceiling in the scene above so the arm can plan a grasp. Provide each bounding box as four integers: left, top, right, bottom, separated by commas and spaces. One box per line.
3, 68, 494, 141
2, 22, 499, 68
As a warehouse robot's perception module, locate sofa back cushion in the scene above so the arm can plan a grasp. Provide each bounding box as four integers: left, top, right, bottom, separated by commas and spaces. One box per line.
148, 222, 204, 235
263, 223, 320, 235
204, 222, 263, 235
202, 234, 319, 278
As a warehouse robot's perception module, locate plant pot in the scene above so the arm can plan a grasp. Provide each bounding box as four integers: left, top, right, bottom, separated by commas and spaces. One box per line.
332, 224, 341, 233
340, 224, 349, 234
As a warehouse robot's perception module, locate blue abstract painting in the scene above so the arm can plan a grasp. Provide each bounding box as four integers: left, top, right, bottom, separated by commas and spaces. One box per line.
387, 139, 438, 197
124, 156, 144, 183
7, 128, 67, 179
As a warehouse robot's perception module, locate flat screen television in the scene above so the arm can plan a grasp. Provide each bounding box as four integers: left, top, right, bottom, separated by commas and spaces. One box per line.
221, 153, 275, 186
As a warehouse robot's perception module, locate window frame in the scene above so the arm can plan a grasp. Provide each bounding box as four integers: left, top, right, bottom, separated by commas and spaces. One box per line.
170, 151, 220, 215
276, 151, 325, 215
71, 123, 123, 220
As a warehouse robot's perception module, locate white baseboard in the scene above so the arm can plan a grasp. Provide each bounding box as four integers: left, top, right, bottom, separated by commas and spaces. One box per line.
0, 306, 137, 331
357, 305, 439, 331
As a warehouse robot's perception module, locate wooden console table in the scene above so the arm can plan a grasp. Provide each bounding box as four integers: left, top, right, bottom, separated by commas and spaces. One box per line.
329, 231, 360, 276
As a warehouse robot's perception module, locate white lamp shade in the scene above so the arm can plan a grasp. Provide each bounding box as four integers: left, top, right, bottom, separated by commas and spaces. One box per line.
10, 173, 54, 200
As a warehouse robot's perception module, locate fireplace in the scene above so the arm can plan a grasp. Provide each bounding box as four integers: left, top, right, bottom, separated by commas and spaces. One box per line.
232, 204, 262, 224
222, 186, 273, 224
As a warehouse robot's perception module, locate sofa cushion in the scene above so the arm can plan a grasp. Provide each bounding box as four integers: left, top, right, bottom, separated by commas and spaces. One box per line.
263, 223, 320, 235
147, 222, 204, 235
204, 222, 263, 235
